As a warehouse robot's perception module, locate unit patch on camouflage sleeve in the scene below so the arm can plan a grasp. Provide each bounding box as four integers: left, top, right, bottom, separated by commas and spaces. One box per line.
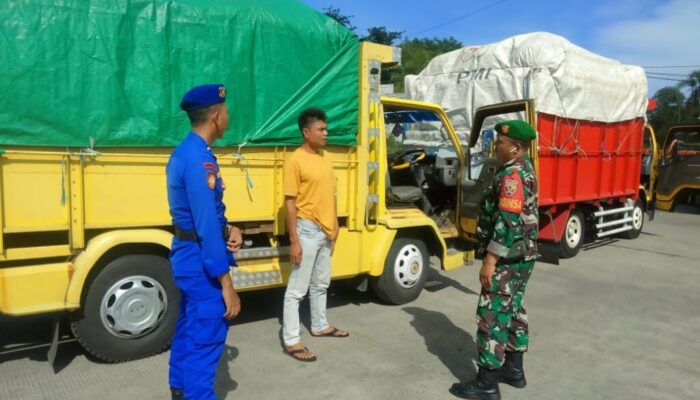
498, 170, 524, 213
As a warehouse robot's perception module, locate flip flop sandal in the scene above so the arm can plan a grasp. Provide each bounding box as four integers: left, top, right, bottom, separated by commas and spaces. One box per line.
311, 327, 349, 338
283, 346, 317, 362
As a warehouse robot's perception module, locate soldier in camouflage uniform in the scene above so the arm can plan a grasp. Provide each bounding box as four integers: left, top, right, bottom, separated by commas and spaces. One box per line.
450, 120, 538, 400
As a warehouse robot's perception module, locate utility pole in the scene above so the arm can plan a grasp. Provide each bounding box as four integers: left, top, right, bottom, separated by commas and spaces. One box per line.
668, 102, 681, 123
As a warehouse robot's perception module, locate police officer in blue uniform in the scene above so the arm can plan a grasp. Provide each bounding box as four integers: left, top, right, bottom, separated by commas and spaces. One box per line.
167, 84, 242, 400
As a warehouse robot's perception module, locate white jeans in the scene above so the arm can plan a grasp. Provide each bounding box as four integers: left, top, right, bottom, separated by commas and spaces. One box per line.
282, 219, 331, 346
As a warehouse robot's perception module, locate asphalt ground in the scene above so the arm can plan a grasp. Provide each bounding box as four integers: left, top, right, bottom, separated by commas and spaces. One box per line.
1, 207, 699, 400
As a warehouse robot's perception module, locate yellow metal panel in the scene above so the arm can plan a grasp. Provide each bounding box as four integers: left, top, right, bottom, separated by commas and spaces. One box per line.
69, 157, 85, 248
657, 184, 700, 204
361, 225, 397, 277
355, 42, 397, 232
330, 229, 364, 276
222, 148, 282, 222
443, 251, 471, 271
3, 225, 69, 233
65, 229, 172, 307
359, 42, 399, 66
655, 198, 673, 211
645, 123, 659, 203
0, 245, 71, 261
0, 262, 73, 315
0, 158, 4, 253
460, 218, 478, 237
381, 208, 442, 230
656, 184, 700, 211
1, 154, 69, 231
232, 228, 390, 288
272, 147, 285, 235
83, 155, 170, 228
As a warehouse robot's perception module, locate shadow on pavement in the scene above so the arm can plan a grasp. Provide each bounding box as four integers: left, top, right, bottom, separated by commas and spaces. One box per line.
581, 237, 620, 252
0, 313, 85, 372
232, 282, 373, 329
403, 307, 477, 383
216, 344, 239, 399
424, 268, 478, 296
670, 204, 700, 215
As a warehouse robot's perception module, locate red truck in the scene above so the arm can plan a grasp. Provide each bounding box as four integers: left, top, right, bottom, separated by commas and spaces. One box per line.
406, 33, 650, 259
459, 100, 648, 259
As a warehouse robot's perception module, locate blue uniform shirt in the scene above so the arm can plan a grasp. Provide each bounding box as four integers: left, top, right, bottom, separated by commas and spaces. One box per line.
167, 132, 235, 278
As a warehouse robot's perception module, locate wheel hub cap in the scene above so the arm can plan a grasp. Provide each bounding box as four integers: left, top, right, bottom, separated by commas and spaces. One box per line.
566, 217, 582, 246
100, 275, 168, 339
632, 207, 643, 229
394, 244, 424, 289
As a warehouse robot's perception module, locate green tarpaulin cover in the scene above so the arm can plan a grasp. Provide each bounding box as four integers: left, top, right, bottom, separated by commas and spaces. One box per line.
0, 0, 360, 147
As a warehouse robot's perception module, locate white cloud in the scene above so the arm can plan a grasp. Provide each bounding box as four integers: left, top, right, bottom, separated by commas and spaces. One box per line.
595, 0, 700, 95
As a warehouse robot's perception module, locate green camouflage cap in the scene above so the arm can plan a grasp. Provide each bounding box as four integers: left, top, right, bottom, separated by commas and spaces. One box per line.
495, 120, 536, 141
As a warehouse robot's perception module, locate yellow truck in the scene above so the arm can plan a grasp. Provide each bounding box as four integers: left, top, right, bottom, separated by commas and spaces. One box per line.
655, 124, 700, 211
0, 40, 479, 361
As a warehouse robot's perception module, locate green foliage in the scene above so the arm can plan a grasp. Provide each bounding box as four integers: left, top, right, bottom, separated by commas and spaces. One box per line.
389, 37, 463, 92
679, 70, 700, 107
323, 6, 356, 31
650, 70, 700, 142
318, 7, 462, 92
364, 26, 403, 45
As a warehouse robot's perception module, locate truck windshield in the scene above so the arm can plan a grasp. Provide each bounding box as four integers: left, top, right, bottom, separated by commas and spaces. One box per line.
666, 128, 700, 161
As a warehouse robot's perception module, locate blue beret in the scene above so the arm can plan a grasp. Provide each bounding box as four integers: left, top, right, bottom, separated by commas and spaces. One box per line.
180, 84, 227, 112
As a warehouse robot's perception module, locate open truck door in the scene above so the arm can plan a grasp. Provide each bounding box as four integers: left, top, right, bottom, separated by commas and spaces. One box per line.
454, 100, 560, 263
457, 100, 537, 239
641, 124, 658, 220
656, 124, 700, 211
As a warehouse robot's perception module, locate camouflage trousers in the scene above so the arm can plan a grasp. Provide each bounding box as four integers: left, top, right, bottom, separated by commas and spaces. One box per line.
476, 259, 535, 369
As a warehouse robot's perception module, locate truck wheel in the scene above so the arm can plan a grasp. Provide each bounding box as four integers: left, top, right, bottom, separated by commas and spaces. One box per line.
621, 199, 644, 239
560, 210, 585, 259
70, 255, 179, 362
371, 238, 429, 305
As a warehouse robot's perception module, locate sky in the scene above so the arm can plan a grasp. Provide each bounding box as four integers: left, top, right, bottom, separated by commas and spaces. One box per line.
301, 0, 700, 97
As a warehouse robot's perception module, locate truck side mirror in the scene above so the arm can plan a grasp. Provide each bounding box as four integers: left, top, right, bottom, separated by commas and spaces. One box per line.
481, 129, 494, 157
666, 139, 679, 163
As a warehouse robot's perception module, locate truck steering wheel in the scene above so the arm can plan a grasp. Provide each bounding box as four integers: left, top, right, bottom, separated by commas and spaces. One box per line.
390, 149, 427, 170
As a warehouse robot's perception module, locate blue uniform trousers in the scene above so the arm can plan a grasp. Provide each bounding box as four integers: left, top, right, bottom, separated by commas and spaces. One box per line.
169, 273, 228, 400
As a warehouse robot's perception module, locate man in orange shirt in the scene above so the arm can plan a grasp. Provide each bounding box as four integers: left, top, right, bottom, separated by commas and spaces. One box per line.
282, 108, 349, 362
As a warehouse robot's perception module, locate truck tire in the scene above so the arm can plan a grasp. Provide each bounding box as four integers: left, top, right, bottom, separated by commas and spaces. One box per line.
621, 199, 644, 239
70, 255, 179, 362
370, 238, 429, 305
560, 210, 585, 259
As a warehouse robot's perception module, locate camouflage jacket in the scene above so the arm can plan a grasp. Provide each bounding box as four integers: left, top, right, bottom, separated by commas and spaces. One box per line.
476, 154, 539, 262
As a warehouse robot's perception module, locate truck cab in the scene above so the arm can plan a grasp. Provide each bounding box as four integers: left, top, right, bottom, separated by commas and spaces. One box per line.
656, 124, 700, 211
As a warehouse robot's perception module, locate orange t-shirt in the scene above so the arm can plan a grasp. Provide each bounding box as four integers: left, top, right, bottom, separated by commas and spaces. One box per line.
283, 147, 337, 238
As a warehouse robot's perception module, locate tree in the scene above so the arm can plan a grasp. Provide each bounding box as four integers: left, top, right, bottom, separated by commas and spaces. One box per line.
390, 37, 463, 92
679, 69, 700, 107
364, 26, 403, 46
323, 6, 355, 31
649, 87, 686, 142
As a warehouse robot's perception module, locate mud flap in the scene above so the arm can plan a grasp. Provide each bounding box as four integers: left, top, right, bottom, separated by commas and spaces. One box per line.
538, 242, 560, 265
47, 315, 60, 365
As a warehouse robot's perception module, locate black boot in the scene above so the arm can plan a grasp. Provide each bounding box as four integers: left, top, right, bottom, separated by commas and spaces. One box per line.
449, 368, 501, 400
171, 388, 184, 400
500, 351, 527, 388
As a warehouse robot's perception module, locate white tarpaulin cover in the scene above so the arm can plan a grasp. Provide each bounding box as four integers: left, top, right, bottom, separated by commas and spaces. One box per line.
404, 32, 648, 138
